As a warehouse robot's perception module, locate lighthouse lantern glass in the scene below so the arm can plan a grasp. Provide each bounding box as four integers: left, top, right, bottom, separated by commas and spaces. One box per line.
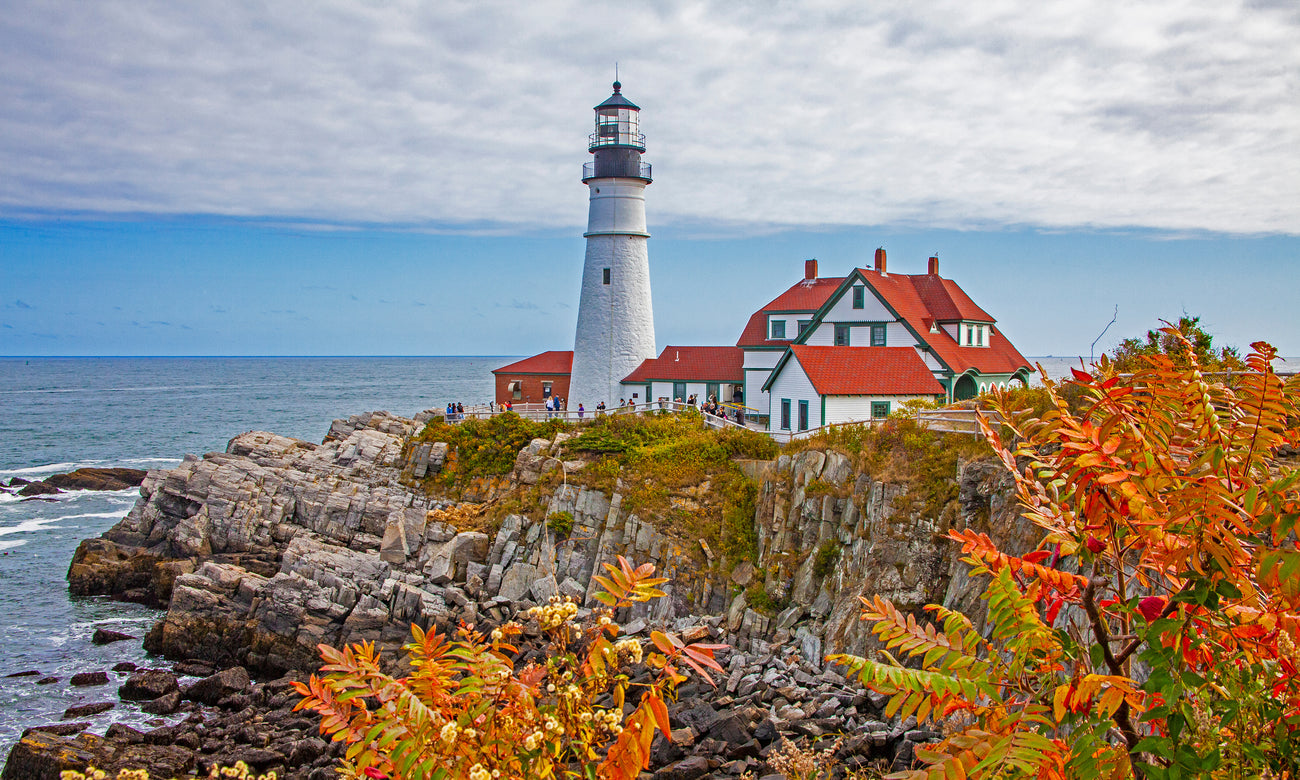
595, 107, 639, 147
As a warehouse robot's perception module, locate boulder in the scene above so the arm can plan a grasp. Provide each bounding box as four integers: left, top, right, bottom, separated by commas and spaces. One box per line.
62, 702, 113, 719
92, 628, 136, 645
183, 666, 250, 705
141, 691, 182, 715
70, 671, 109, 687
119, 670, 180, 701
42, 468, 147, 492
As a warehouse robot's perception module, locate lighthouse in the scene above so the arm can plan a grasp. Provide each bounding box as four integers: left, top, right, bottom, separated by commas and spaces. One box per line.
568, 81, 657, 409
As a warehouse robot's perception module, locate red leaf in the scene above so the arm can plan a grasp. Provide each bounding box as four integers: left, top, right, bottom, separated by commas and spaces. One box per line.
1138, 596, 1167, 622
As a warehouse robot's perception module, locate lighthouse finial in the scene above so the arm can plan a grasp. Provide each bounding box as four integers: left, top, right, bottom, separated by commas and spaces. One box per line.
614, 62, 620, 92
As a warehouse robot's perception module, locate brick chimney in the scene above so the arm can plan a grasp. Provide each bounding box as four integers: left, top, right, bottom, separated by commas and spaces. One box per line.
873, 247, 887, 274
928, 255, 939, 275
804, 258, 818, 280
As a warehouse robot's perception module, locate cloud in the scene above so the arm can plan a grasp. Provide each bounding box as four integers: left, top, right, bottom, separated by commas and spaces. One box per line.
12, 300, 33, 309
2, 323, 12, 329
508, 299, 541, 311
0, 1, 1296, 234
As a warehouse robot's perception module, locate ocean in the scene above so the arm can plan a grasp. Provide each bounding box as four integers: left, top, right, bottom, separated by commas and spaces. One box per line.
0, 353, 1249, 759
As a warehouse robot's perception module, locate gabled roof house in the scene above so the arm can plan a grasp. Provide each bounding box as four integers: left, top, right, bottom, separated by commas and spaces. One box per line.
755, 250, 1031, 432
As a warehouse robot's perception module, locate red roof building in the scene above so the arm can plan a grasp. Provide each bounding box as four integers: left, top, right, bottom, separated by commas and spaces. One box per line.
620, 346, 744, 403
491, 351, 573, 406
753, 250, 1031, 430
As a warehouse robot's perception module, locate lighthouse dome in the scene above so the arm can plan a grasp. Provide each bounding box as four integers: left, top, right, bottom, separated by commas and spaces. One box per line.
590, 81, 645, 152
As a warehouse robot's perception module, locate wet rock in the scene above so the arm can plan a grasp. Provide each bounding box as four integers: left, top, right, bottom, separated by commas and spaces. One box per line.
42, 468, 147, 492
70, 671, 109, 687
141, 691, 182, 715
17, 482, 61, 497
22, 723, 91, 738
112, 662, 139, 673
36, 677, 59, 685
62, 702, 114, 719
173, 660, 216, 678
120, 670, 180, 701
5, 670, 41, 678
92, 628, 136, 645
105, 723, 146, 744
184, 667, 250, 705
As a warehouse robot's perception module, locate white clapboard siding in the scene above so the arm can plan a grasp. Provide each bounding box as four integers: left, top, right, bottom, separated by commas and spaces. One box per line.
766, 356, 822, 430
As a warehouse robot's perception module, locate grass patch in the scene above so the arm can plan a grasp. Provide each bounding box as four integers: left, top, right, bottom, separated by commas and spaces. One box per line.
786, 417, 992, 522
409, 412, 569, 492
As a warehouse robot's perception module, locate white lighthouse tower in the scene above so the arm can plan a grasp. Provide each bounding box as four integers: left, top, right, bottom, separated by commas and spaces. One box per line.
568, 81, 656, 409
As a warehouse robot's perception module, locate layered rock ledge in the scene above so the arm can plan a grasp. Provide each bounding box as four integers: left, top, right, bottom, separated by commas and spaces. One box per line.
23, 409, 1040, 779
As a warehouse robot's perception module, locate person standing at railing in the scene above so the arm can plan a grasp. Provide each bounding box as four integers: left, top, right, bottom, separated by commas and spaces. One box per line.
578, 403, 585, 419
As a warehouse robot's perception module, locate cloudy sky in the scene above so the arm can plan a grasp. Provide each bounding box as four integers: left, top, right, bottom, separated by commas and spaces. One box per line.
2, 0, 1298, 357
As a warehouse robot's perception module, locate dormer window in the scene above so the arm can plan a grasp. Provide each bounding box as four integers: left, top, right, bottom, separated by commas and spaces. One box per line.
958, 323, 991, 347
770, 319, 786, 339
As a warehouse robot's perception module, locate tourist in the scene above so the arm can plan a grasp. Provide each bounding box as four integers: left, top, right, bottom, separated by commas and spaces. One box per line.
578, 403, 585, 419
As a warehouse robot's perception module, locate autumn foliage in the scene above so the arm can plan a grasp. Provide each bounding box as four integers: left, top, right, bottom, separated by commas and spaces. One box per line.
831, 333, 1300, 778
293, 556, 724, 780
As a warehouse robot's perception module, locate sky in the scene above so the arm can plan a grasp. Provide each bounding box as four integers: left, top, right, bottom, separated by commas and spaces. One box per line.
1, 0, 1297, 358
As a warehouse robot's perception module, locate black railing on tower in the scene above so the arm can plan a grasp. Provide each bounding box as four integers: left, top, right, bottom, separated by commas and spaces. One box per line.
582, 161, 652, 182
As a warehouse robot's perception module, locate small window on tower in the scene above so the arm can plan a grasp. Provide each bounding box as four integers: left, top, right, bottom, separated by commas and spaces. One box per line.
603, 268, 611, 285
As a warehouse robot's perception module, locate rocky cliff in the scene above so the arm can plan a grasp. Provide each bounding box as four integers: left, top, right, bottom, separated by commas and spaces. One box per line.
24, 409, 1041, 780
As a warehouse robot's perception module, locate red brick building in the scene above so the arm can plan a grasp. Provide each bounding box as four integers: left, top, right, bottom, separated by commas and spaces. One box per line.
491, 351, 573, 406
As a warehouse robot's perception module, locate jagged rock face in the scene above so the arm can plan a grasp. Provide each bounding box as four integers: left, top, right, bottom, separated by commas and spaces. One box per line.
68, 409, 1037, 681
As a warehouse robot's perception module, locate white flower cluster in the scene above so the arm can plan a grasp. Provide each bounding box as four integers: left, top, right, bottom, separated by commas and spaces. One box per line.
614, 637, 643, 664
526, 596, 580, 630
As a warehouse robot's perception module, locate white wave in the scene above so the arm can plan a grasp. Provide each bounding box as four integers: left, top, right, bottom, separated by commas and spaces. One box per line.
0, 511, 123, 536
0, 462, 82, 477
0, 458, 178, 479
0, 539, 26, 550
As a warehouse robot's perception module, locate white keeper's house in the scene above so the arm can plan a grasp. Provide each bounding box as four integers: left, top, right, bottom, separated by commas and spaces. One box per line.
742, 250, 1032, 431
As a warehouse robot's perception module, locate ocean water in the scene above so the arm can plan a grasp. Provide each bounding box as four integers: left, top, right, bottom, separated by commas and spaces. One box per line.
0, 357, 504, 759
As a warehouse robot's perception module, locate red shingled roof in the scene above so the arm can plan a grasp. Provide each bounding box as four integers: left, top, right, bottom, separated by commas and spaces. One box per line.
736, 277, 844, 347
908, 274, 994, 322
622, 346, 743, 383
492, 350, 573, 375
784, 346, 944, 396
855, 268, 1029, 375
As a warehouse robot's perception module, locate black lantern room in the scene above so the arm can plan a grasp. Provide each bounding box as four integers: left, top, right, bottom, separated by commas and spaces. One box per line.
583, 82, 652, 183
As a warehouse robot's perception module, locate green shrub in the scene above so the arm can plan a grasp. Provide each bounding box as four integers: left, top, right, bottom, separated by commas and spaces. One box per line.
410, 412, 568, 489
546, 510, 574, 538
812, 539, 840, 579
718, 475, 759, 566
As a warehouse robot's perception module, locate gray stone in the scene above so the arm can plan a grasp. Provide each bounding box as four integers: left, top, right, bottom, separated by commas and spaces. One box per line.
70, 671, 109, 687
183, 666, 250, 704
120, 670, 180, 701
62, 702, 113, 719
496, 563, 539, 603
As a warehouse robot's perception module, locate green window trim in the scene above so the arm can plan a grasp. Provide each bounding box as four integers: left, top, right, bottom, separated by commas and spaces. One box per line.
770, 319, 786, 339
870, 324, 886, 347
834, 323, 850, 346
780, 399, 791, 430
871, 400, 890, 418
798, 400, 809, 431
797, 319, 812, 336
852, 286, 865, 309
